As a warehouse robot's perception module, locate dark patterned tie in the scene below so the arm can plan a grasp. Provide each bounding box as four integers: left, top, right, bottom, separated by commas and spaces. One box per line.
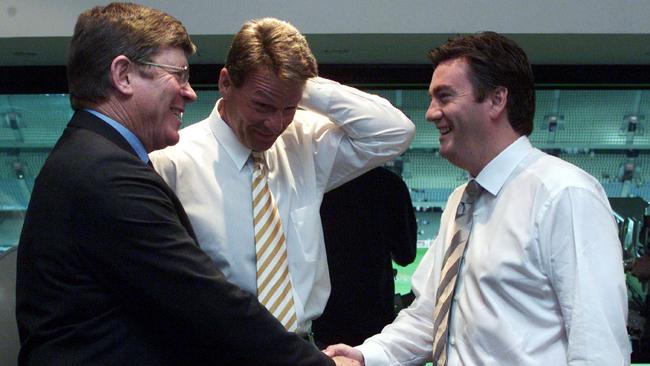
432, 180, 483, 365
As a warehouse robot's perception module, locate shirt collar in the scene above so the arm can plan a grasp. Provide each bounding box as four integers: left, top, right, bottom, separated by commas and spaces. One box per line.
208, 99, 252, 171
84, 109, 149, 164
473, 136, 533, 197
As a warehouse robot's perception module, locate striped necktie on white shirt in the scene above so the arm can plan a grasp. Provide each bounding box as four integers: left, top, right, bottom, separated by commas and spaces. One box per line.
251, 151, 298, 331
432, 180, 483, 365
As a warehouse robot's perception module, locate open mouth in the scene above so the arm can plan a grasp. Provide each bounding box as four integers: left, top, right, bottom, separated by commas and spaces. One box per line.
171, 107, 184, 122
438, 126, 452, 135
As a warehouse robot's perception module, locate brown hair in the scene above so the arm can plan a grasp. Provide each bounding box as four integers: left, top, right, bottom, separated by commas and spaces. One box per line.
67, 2, 196, 110
428, 32, 535, 136
225, 17, 317, 87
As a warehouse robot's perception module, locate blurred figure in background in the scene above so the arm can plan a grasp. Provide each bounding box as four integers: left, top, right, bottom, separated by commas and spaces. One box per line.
313, 167, 417, 347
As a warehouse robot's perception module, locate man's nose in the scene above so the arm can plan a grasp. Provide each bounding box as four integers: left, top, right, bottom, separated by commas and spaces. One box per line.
182, 83, 198, 103
426, 102, 442, 122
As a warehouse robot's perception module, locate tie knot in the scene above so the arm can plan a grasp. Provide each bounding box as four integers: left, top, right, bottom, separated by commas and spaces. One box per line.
466, 180, 482, 200
457, 180, 483, 217
252, 151, 265, 171
252, 151, 264, 162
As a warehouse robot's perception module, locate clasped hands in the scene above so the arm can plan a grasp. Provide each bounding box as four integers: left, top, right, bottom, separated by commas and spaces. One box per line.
326, 344, 365, 366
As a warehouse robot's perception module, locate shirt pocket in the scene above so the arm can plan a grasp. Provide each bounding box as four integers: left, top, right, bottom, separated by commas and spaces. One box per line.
289, 202, 322, 262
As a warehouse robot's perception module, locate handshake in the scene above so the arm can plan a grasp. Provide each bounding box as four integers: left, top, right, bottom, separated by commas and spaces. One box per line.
325, 344, 365, 366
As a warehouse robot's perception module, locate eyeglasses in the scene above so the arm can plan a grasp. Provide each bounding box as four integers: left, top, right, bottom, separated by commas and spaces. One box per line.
137, 60, 190, 86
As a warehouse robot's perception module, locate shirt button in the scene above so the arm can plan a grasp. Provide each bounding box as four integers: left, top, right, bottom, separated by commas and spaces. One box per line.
449, 337, 456, 347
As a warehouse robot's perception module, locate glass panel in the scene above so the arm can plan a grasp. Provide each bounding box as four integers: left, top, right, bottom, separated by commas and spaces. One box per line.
2, 88, 650, 252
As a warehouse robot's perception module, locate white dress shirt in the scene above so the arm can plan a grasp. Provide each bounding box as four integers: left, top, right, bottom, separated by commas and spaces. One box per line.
150, 77, 415, 334
358, 137, 630, 365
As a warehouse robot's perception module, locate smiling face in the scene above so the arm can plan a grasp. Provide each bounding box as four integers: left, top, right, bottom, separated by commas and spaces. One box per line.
130, 47, 197, 152
426, 58, 493, 176
218, 67, 304, 152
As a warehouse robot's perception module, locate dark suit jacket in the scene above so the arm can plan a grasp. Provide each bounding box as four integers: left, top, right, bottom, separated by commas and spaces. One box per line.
313, 167, 417, 347
16, 111, 334, 366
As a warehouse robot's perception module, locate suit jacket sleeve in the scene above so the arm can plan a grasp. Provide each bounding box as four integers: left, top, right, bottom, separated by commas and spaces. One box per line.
74, 154, 333, 365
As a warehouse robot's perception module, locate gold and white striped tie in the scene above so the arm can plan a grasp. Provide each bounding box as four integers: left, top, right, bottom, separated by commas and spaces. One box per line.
251, 151, 298, 332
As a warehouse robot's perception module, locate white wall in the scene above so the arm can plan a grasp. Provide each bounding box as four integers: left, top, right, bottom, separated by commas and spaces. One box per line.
1, 0, 649, 37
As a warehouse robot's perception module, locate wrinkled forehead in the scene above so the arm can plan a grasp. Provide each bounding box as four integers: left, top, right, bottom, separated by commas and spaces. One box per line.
245, 68, 305, 105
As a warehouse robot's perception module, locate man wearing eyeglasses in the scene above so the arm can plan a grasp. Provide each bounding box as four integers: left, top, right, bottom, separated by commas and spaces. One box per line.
16, 3, 358, 365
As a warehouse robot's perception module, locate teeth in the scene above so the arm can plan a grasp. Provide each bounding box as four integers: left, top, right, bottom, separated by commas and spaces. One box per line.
171, 108, 183, 121
439, 126, 452, 135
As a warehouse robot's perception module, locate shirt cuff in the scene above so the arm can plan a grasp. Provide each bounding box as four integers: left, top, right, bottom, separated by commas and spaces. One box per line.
356, 341, 390, 366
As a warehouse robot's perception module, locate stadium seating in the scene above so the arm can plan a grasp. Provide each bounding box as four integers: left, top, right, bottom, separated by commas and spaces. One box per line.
1, 88, 650, 246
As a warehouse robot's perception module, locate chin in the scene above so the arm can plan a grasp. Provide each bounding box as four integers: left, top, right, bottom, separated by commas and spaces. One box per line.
253, 138, 278, 151
253, 144, 273, 152
439, 150, 457, 165
160, 135, 180, 149
167, 137, 180, 147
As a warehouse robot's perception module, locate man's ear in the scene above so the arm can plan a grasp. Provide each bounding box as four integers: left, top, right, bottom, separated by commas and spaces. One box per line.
488, 86, 508, 120
218, 67, 232, 99
109, 55, 135, 96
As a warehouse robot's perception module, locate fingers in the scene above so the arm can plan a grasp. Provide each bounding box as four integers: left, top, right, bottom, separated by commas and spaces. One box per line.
323, 343, 364, 363
333, 355, 363, 366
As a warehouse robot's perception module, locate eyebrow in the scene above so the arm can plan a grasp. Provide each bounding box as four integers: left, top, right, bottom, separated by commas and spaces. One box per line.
429, 84, 453, 97
250, 89, 300, 108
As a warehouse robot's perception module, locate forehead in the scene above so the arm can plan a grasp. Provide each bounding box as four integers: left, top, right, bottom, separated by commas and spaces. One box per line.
151, 46, 189, 65
241, 68, 304, 103
429, 58, 473, 94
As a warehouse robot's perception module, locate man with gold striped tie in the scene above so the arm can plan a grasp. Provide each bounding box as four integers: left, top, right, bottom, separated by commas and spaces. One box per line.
325, 32, 630, 365
150, 17, 415, 346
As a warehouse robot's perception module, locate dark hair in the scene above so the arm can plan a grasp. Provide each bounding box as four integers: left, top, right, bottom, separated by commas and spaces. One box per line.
67, 2, 196, 110
428, 32, 535, 136
225, 17, 318, 87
